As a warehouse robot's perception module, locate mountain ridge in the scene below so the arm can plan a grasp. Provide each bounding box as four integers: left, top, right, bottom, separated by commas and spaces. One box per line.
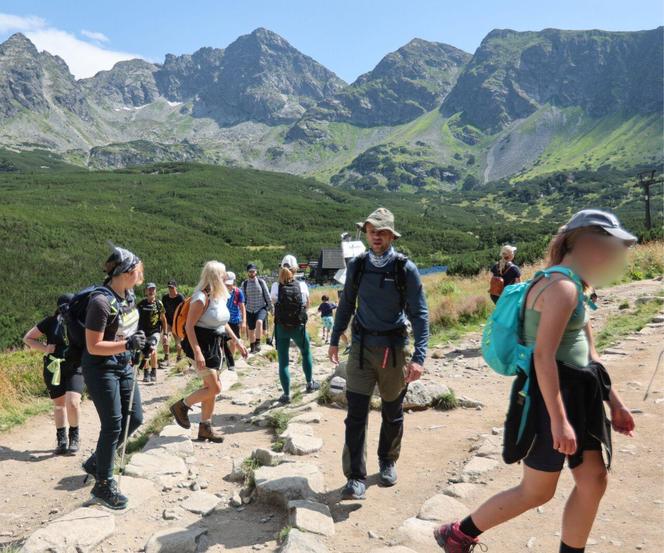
0, 26, 661, 188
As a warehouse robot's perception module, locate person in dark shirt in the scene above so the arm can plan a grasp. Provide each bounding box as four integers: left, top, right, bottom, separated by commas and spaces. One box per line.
81, 244, 147, 511
489, 245, 522, 304
317, 295, 337, 344
162, 279, 185, 363
329, 208, 429, 501
23, 294, 83, 455
137, 283, 167, 383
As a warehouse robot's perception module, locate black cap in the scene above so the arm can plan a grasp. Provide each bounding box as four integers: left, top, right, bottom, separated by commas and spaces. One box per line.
167, 279, 177, 287
247, 263, 257, 271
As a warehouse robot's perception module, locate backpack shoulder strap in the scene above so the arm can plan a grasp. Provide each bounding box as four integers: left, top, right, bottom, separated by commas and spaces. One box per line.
351, 251, 368, 292
259, 278, 271, 306
394, 253, 409, 309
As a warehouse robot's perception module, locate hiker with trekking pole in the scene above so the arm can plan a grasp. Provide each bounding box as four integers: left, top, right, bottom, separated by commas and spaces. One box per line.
434, 210, 637, 553
169, 261, 248, 442
22, 294, 84, 456
270, 254, 319, 404
329, 207, 429, 500
77, 244, 146, 510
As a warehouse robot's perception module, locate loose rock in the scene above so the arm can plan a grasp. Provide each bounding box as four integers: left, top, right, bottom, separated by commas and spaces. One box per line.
255, 462, 326, 507
279, 528, 329, 553
144, 526, 207, 553
418, 494, 468, 522
181, 491, 220, 516
289, 499, 335, 536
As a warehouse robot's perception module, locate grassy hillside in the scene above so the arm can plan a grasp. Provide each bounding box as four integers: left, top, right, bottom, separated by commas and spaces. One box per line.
1, 161, 662, 350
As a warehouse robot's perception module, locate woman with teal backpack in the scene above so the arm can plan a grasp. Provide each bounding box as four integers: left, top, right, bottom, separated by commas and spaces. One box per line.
434, 210, 637, 553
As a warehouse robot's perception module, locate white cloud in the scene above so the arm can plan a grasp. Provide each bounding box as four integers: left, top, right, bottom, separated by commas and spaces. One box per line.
81, 29, 109, 43
0, 12, 144, 79
0, 13, 46, 33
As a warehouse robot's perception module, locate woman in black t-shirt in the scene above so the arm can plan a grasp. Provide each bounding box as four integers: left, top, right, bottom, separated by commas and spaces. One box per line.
23, 294, 83, 455
81, 244, 147, 511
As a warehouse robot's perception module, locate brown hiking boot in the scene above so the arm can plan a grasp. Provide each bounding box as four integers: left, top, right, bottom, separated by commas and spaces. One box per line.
198, 422, 224, 443
170, 399, 191, 429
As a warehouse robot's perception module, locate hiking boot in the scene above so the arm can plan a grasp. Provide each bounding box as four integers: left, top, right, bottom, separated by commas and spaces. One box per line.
82, 453, 97, 483
198, 422, 224, 443
176, 354, 183, 362
278, 394, 291, 405
306, 381, 321, 393
89, 479, 128, 510
266, 337, 273, 347
379, 460, 397, 487
163, 353, 170, 363
434, 521, 486, 553
68, 426, 80, 454
143, 370, 150, 383
150, 369, 157, 383
170, 399, 191, 429
249, 342, 257, 354
341, 479, 366, 500
55, 428, 68, 455
255, 342, 262, 353
343, 346, 352, 355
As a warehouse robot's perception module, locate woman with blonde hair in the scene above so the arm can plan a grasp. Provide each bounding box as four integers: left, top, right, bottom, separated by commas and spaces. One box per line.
170, 261, 247, 441
270, 255, 318, 404
435, 210, 637, 553
489, 244, 521, 303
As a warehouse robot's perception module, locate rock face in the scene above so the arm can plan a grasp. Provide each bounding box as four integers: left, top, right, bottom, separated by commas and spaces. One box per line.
442, 27, 664, 132
254, 462, 326, 507
81, 59, 160, 107
289, 38, 470, 136
20, 507, 115, 553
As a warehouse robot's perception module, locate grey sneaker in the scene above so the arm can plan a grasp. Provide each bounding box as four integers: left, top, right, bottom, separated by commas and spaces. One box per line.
278, 394, 291, 405
306, 381, 320, 393
379, 460, 397, 487
341, 479, 366, 500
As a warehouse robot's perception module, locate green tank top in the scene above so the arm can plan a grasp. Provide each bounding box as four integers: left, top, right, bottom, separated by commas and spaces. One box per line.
523, 278, 590, 368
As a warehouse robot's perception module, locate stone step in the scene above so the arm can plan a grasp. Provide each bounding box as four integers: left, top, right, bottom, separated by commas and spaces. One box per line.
255, 462, 326, 508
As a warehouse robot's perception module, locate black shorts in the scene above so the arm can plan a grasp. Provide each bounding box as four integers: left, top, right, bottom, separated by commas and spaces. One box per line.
524, 392, 602, 472
228, 322, 241, 338
43, 359, 84, 399
182, 327, 224, 369
246, 309, 267, 331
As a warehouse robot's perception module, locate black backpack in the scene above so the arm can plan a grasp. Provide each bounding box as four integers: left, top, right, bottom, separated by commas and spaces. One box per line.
64, 285, 119, 352
352, 251, 409, 310
275, 281, 307, 328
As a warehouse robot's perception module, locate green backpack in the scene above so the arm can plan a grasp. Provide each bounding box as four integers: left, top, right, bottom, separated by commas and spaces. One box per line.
481, 265, 587, 378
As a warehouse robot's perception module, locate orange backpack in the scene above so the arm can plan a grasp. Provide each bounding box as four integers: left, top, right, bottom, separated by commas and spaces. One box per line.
489, 275, 505, 297
171, 292, 209, 340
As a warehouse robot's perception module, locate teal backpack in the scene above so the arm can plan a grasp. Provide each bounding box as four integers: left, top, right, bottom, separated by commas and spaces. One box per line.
482, 265, 589, 377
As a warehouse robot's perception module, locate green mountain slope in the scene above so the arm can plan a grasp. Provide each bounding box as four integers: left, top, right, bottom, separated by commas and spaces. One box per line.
1, 161, 661, 349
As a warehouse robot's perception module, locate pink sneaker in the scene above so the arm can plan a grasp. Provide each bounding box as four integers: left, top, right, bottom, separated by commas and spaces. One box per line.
434, 521, 487, 553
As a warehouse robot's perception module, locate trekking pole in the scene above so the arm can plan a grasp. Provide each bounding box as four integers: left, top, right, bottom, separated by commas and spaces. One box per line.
118, 358, 140, 487
643, 349, 664, 401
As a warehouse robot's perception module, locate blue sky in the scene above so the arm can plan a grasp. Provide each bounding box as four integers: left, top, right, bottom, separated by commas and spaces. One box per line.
1, 0, 661, 80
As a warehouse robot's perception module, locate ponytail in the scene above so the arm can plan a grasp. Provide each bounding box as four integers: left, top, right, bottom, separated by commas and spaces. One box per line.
279, 266, 294, 285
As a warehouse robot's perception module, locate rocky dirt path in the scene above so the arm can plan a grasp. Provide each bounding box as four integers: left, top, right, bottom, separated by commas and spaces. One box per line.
2, 278, 662, 553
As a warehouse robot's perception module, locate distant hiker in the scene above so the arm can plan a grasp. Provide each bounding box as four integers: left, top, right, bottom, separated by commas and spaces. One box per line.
170, 261, 248, 442
137, 282, 167, 383
270, 255, 319, 404
223, 271, 246, 370
317, 294, 337, 344
162, 280, 184, 363
81, 244, 146, 510
23, 294, 83, 456
434, 210, 637, 553
489, 244, 521, 304
329, 208, 429, 500
242, 263, 273, 353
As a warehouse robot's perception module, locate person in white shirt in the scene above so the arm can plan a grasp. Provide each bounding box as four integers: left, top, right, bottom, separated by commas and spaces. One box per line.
271, 255, 319, 404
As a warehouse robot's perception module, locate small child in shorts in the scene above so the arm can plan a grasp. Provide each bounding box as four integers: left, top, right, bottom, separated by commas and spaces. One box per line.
317, 295, 337, 344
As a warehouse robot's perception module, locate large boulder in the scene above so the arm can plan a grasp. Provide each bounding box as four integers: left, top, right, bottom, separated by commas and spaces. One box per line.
255, 462, 326, 507
328, 376, 347, 404
288, 499, 335, 536
21, 507, 115, 553
403, 380, 450, 411
279, 529, 329, 553
144, 526, 207, 553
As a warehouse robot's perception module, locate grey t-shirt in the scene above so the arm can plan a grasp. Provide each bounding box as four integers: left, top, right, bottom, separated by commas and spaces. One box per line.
192, 290, 230, 332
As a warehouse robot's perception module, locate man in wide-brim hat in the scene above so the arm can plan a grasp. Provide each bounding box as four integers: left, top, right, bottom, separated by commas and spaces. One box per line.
330, 207, 429, 500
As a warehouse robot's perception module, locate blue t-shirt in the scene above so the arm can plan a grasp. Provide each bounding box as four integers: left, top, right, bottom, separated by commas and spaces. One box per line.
318, 301, 337, 317
226, 287, 246, 324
